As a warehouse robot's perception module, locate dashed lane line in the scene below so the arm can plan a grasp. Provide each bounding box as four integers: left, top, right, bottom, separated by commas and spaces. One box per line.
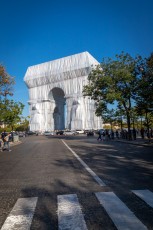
62, 140, 106, 187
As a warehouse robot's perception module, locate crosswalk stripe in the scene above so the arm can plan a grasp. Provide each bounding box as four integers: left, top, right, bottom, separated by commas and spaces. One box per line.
132, 189, 153, 208
62, 140, 106, 186
1, 197, 38, 230
95, 191, 147, 230
58, 194, 87, 230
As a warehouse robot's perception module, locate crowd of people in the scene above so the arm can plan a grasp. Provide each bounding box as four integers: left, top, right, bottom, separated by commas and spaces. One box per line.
97, 128, 153, 141
0, 128, 152, 151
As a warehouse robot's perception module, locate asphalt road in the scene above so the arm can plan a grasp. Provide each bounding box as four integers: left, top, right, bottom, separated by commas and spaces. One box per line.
0, 135, 153, 230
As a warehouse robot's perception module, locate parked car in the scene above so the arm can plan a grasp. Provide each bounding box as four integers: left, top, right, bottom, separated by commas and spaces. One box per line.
76, 130, 84, 134
63, 130, 76, 136
84, 130, 89, 134
26, 131, 36, 135
43, 131, 55, 136
56, 130, 64, 135
87, 130, 94, 136
18, 132, 25, 137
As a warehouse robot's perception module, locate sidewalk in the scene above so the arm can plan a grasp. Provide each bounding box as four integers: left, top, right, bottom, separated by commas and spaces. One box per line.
116, 137, 153, 147
10, 141, 22, 147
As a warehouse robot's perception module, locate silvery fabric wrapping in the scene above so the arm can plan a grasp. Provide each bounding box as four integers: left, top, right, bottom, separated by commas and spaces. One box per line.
24, 51, 103, 131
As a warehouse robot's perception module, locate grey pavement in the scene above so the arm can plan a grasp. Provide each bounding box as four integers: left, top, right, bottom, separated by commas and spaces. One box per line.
0, 135, 153, 229
10, 140, 22, 147
116, 137, 153, 147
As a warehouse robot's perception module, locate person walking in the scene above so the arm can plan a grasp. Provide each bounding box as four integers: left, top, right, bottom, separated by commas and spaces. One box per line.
97, 129, 102, 141
105, 129, 109, 141
0, 134, 4, 152
132, 128, 137, 140
140, 127, 145, 139
1, 130, 7, 142
3, 133, 12, 151
115, 130, 119, 139
111, 130, 114, 139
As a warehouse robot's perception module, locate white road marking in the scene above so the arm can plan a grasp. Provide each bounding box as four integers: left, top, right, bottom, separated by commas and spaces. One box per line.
96, 191, 147, 230
132, 189, 153, 208
1, 197, 38, 230
62, 140, 106, 186
58, 194, 87, 230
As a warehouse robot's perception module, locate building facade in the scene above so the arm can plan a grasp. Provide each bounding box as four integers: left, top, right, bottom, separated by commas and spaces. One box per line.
24, 51, 103, 131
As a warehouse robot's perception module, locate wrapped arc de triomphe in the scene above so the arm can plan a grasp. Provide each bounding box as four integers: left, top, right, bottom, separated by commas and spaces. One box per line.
24, 51, 103, 132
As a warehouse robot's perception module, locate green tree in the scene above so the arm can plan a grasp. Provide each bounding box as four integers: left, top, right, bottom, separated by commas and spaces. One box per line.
1, 99, 24, 130
0, 64, 25, 129
136, 53, 153, 139
16, 116, 30, 131
130, 107, 140, 129
136, 101, 153, 139
100, 108, 117, 130
0, 64, 15, 123
83, 52, 139, 139
114, 106, 126, 130
0, 64, 14, 99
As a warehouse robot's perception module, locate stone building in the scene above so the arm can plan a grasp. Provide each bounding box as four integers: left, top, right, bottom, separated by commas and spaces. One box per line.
24, 51, 103, 131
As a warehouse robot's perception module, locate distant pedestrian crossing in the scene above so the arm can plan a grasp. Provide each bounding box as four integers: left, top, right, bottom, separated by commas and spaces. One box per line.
1, 190, 153, 230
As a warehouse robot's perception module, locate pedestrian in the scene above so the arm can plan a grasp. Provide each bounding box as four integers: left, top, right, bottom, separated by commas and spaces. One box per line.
97, 129, 102, 141
1, 130, 7, 142
108, 130, 111, 140
102, 131, 105, 140
0, 134, 4, 152
10, 131, 14, 142
140, 127, 145, 139
111, 130, 114, 139
132, 128, 137, 140
3, 133, 12, 151
105, 129, 109, 141
115, 130, 119, 139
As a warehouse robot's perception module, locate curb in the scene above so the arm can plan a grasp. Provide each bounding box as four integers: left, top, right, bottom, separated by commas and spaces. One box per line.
116, 140, 153, 147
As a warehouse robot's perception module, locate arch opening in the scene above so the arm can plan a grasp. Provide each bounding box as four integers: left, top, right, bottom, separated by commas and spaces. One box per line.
49, 87, 66, 130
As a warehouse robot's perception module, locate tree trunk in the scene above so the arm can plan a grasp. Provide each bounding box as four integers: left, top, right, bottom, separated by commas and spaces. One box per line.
111, 122, 113, 131
127, 112, 131, 140
121, 117, 123, 130
132, 118, 135, 129
141, 117, 142, 129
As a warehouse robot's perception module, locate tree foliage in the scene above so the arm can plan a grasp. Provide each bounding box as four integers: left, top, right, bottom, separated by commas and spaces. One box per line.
83, 52, 139, 138
1, 99, 24, 130
101, 108, 117, 130
15, 116, 30, 131
83, 51, 153, 139
136, 53, 153, 110
0, 64, 15, 98
0, 64, 25, 130
135, 53, 153, 137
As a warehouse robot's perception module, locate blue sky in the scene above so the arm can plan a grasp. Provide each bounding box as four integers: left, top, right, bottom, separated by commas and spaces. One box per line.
1, 0, 153, 117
